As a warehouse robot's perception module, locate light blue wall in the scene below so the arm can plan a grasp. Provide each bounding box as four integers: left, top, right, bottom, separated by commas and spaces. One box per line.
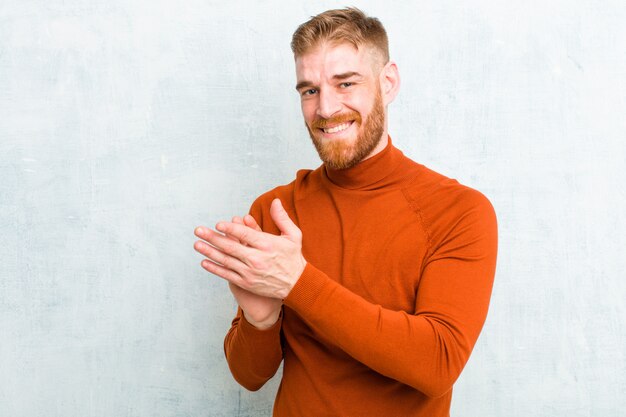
1, 1, 624, 416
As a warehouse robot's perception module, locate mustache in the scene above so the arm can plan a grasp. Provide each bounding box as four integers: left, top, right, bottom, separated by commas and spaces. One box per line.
311, 111, 362, 129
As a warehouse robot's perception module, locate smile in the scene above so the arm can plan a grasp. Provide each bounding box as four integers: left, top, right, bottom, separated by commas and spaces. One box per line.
322, 122, 353, 134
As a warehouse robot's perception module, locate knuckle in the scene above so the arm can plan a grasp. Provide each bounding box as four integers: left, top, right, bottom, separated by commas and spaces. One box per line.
223, 239, 235, 252
235, 272, 250, 287
257, 241, 271, 252
225, 240, 242, 255
240, 280, 254, 292
230, 271, 243, 285
248, 255, 265, 270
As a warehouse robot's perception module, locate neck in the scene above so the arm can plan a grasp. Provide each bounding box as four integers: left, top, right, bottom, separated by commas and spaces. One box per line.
323, 135, 403, 190
361, 129, 389, 162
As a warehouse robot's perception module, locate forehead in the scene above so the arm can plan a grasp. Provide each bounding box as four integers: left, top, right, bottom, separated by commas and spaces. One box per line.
295, 42, 375, 80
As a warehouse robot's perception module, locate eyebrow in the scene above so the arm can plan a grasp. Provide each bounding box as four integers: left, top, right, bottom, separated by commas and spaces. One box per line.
333, 71, 363, 80
295, 71, 364, 91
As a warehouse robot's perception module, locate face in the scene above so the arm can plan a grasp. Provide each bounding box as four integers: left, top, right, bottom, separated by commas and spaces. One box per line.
295, 42, 389, 170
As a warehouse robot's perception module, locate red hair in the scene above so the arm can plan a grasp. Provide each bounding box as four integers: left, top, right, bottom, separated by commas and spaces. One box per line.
291, 7, 389, 64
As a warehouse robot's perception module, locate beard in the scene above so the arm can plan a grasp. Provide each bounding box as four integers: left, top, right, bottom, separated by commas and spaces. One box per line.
305, 87, 385, 170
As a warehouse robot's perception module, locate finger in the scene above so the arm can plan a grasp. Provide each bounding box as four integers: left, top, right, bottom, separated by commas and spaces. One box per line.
269, 199, 301, 241
194, 226, 210, 239
243, 214, 262, 232
215, 221, 266, 249
197, 227, 256, 263
193, 239, 249, 273
226, 216, 245, 243
201, 259, 247, 288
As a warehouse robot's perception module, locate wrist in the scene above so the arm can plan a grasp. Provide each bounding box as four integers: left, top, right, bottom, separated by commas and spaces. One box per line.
283, 256, 307, 299
243, 308, 281, 330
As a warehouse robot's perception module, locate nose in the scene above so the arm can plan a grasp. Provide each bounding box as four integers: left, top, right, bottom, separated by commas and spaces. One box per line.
316, 89, 342, 119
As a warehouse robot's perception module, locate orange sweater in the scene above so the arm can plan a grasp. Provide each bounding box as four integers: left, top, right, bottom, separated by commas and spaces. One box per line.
224, 140, 498, 416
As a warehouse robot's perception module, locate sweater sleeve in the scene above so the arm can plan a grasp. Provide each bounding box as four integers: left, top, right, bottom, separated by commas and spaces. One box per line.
283, 191, 498, 398
223, 308, 283, 391
222, 196, 284, 391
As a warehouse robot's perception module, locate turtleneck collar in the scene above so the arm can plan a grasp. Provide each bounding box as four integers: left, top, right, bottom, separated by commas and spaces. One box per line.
322, 137, 405, 191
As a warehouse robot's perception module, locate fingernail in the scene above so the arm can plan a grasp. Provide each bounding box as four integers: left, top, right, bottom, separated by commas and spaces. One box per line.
216, 222, 225, 232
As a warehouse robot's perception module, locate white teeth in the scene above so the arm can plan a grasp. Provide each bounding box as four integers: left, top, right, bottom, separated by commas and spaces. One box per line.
323, 122, 351, 134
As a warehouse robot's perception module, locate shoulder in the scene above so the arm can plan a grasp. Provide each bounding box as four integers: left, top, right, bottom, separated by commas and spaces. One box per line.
248, 167, 324, 233
250, 167, 322, 209
404, 164, 495, 215
402, 165, 497, 249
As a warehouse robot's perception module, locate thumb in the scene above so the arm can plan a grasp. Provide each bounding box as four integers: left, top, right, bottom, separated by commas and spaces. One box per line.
270, 198, 301, 242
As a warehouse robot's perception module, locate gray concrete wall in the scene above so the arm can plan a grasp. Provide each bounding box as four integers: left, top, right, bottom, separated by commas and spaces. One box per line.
1, 1, 624, 416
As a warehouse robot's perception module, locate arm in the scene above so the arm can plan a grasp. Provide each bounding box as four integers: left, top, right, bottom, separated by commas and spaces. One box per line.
283, 193, 497, 397
223, 307, 283, 391
195, 204, 285, 391
198, 194, 497, 397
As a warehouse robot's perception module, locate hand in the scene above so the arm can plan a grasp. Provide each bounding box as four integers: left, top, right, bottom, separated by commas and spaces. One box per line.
194, 199, 307, 300
195, 199, 306, 299
225, 215, 282, 329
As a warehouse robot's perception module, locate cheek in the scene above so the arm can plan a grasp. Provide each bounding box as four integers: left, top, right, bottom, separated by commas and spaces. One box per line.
344, 91, 372, 114
360, 99, 378, 119
301, 101, 317, 123
362, 89, 379, 106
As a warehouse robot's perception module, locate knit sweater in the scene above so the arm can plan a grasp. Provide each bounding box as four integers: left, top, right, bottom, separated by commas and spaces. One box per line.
224, 139, 498, 416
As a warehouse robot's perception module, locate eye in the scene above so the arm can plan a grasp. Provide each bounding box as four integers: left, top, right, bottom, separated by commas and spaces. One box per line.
302, 88, 317, 96
340, 82, 353, 88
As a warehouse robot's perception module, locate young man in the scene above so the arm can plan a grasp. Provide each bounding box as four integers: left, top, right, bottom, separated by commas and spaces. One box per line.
194, 8, 498, 416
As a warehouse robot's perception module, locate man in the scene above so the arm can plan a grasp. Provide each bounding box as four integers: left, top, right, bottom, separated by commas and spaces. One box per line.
194, 7, 497, 416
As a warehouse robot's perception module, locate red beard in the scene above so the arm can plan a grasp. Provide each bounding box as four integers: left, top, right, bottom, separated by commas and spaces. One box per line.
306, 87, 385, 170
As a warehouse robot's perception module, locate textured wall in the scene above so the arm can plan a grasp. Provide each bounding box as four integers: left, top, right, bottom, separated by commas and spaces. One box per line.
1, 1, 624, 416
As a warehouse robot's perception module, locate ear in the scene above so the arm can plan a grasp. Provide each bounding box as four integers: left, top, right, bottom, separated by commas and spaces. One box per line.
379, 61, 401, 106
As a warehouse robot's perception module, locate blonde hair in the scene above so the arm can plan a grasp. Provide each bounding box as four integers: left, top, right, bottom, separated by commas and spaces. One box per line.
291, 7, 389, 64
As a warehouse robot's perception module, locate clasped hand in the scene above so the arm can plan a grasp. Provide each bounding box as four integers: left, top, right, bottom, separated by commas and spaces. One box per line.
194, 199, 307, 300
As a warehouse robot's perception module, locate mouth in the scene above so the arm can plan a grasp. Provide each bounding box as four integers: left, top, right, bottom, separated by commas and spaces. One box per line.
319, 121, 354, 135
